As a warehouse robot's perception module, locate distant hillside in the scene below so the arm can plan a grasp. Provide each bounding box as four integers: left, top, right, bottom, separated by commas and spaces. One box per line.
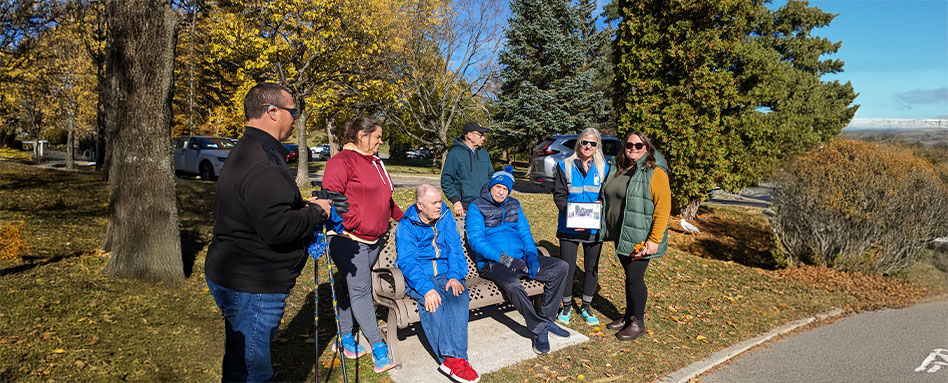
841, 128, 948, 148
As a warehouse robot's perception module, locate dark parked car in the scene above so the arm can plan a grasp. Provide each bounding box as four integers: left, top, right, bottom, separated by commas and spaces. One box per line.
528, 134, 620, 188
405, 147, 432, 160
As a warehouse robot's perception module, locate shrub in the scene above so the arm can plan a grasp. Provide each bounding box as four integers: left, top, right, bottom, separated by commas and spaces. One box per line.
770, 139, 948, 274
0, 221, 28, 261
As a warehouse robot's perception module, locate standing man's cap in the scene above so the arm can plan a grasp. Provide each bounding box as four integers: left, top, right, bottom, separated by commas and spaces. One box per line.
462, 122, 489, 133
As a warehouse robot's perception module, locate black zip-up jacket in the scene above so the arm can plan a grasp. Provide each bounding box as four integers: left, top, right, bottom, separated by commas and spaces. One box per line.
205, 127, 327, 293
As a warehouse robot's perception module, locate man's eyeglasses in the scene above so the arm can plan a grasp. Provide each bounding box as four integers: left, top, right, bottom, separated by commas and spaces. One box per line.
580, 140, 598, 148
624, 142, 646, 150
265, 104, 297, 119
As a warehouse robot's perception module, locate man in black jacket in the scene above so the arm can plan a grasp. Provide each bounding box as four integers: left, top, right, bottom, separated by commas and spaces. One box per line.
205, 82, 332, 382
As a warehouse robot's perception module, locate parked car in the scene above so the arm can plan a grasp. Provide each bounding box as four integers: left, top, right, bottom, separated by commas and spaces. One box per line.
309, 144, 331, 161
405, 147, 432, 160
284, 143, 300, 162
173, 136, 235, 180
528, 134, 620, 188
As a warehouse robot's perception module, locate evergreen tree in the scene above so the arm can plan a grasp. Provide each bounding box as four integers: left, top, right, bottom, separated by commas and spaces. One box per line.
614, 0, 857, 219
494, 0, 610, 154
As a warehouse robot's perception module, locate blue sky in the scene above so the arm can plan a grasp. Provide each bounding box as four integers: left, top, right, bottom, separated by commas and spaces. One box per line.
589, 0, 948, 119
803, 0, 948, 119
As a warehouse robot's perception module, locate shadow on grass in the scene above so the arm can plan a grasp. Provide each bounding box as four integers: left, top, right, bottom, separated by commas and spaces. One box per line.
674, 207, 779, 270
0, 251, 86, 276
541, 240, 623, 322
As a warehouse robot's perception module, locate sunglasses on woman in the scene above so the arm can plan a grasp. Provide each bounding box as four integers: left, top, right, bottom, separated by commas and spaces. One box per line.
580, 140, 598, 148
624, 142, 646, 150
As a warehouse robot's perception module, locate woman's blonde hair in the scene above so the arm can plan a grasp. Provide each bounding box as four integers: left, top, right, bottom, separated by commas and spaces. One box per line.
564, 127, 606, 178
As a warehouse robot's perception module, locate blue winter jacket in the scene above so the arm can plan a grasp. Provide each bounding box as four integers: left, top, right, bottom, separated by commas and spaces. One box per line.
465, 184, 539, 275
395, 202, 468, 296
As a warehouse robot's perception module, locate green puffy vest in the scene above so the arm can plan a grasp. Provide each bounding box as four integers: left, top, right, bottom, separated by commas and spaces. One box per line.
600, 152, 669, 259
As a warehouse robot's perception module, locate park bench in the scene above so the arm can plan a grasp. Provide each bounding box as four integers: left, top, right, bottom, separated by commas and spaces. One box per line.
371, 217, 551, 367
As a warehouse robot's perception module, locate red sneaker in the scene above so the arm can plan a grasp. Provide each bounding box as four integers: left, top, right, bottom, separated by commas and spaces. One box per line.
449, 358, 480, 383
439, 357, 462, 377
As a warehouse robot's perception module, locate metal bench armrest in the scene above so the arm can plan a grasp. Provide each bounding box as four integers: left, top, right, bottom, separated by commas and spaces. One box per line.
538, 246, 551, 258
373, 266, 407, 300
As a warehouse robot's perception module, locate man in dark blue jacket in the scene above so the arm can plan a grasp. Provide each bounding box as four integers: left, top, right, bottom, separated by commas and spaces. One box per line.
396, 184, 480, 383
465, 169, 570, 355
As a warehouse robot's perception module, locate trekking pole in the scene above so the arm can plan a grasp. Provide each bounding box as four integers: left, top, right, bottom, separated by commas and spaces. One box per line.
326, 252, 350, 383
307, 229, 329, 383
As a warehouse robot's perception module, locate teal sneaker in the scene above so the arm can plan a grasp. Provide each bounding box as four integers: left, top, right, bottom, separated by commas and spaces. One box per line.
332, 333, 367, 359
372, 342, 395, 373
579, 305, 600, 326
556, 306, 571, 325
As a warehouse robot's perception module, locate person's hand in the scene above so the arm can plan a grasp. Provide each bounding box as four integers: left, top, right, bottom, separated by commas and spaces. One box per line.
306, 197, 332, 215
499, 253, 528, 274
645, 240, 659, 255
453, 201, 465, 216
313, 189, 350, 213
424, 289, 442, 312
445, 279, 464, 297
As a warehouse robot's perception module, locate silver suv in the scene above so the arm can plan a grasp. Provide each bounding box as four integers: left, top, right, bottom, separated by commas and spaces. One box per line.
528, 134, 620, 188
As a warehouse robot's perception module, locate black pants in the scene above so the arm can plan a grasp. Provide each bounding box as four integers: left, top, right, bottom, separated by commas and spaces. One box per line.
558, 240, 602, 305
481, 256, 569, 335
619, 256, 650, 322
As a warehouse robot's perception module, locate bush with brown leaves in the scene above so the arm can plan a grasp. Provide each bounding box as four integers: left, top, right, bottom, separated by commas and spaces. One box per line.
770, 139, 948, 274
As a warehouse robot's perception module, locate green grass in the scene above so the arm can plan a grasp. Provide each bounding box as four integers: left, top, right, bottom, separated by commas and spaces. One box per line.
1, 161, 942, 382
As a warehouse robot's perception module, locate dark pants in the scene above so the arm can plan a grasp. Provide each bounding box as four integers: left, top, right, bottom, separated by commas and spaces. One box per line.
207, 277, 288, 382
481, 256, 569, 334
619, 256, 650, 321
558, 240, 602, 305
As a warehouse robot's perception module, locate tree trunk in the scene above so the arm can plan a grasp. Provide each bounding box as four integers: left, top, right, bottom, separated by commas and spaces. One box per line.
101, 0, 183, 284
682, 198, 700, 221
326, 115, 339, 157
65, 109, 75, 170
294, 97, 309, 189
95, 63, 109, 176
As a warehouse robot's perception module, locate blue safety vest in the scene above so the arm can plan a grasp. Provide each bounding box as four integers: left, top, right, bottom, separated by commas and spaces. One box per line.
556, 159, 609, 236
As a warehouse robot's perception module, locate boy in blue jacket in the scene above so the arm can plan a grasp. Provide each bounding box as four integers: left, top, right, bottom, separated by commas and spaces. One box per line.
465, 169, 570, 355
396, 184, 480, 383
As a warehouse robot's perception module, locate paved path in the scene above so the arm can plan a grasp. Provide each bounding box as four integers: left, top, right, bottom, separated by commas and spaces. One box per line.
700, 299, 948, 383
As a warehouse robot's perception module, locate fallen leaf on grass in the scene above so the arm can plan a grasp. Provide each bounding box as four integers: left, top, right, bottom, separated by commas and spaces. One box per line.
52, 348, 65, 354
75, 360, 86, 368
320, 359, 341, 368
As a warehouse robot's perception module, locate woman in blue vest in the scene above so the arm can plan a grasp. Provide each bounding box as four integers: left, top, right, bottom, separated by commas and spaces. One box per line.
553, 128, 610, 326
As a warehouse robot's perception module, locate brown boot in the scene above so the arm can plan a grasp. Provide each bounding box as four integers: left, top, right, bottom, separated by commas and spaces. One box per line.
615, 318, 645, 341
605, 317, 626, 331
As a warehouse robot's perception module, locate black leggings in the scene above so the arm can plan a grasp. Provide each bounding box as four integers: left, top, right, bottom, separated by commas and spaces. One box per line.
619, 256, 650, 321
559, 240, 602, 305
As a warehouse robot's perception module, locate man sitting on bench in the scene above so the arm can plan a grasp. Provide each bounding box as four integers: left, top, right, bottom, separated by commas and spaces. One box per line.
395, 184, 480, 383
465, 168, 571, 355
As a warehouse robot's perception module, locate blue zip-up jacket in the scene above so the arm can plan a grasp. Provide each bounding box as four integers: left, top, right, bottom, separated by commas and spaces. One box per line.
465, 184, 539, 274
395, 202, 467, 296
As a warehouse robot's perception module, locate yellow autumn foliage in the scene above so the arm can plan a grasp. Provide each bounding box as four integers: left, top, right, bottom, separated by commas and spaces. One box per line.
0, 221, 27, 261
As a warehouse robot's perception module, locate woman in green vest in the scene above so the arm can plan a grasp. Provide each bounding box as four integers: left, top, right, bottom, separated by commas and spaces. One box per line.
600, 130, 671, 341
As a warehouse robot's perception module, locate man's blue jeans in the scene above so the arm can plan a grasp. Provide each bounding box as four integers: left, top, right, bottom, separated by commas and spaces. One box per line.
207, 277, 288, 382
406, 274, 470, 362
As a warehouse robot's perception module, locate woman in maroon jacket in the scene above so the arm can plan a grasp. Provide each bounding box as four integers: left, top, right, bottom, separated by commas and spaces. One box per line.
322, 116, 403, 372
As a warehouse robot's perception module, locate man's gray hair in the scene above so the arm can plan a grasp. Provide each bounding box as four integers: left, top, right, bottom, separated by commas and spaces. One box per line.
415, 184, 441, 202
